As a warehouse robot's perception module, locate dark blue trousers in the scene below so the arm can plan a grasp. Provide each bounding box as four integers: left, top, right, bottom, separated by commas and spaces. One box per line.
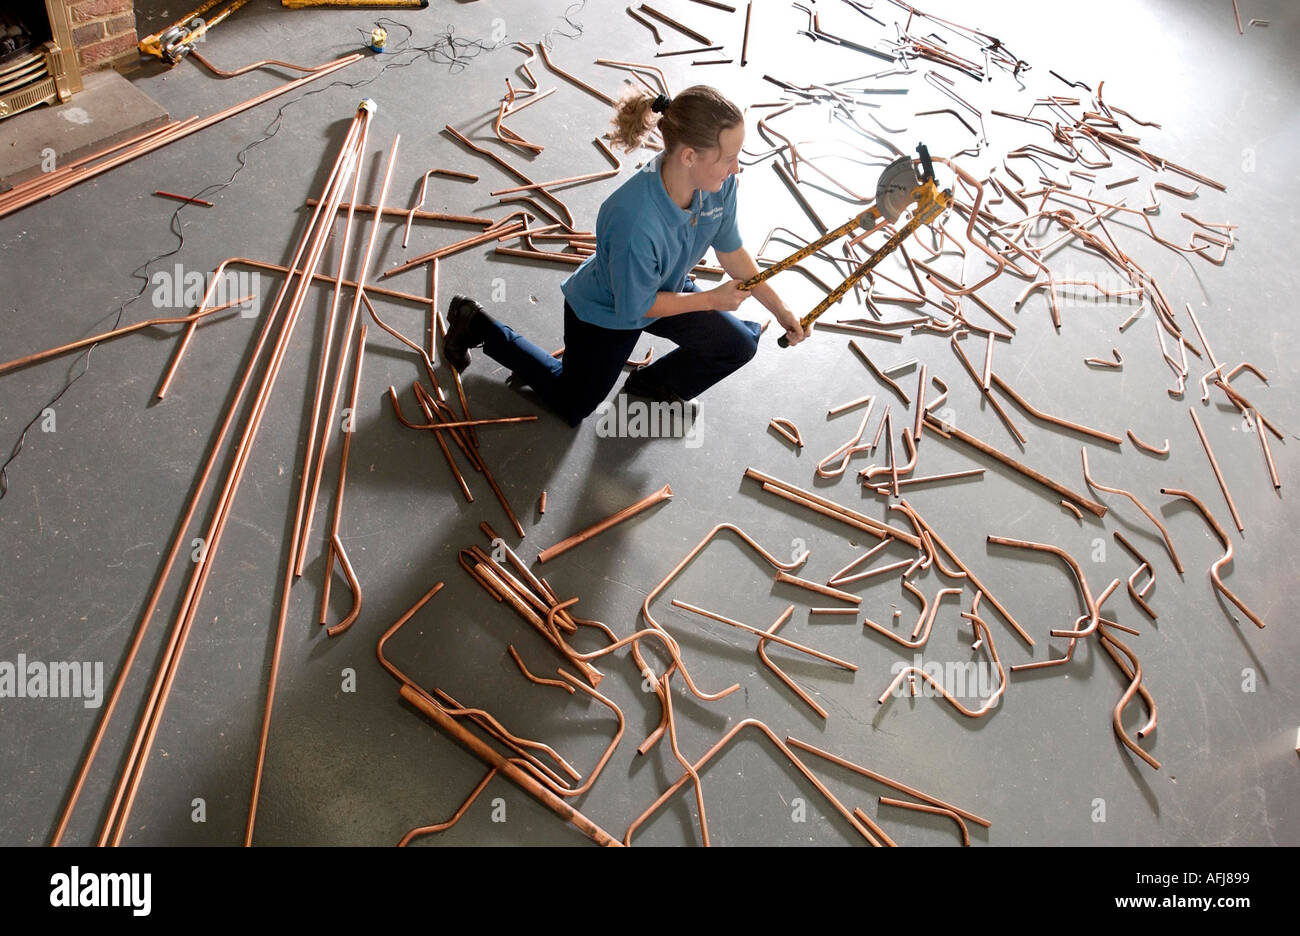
478, 302, 761, 427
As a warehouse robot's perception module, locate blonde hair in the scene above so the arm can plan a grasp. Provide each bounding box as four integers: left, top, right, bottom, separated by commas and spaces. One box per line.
608, 84, 742, 154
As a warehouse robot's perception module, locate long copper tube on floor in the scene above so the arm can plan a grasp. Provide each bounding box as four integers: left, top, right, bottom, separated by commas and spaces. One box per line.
49, 111, 365, 847
100, 111, 367, 847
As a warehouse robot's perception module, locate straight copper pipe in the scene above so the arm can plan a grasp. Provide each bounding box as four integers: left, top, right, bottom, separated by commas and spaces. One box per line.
538, 484, 673, 563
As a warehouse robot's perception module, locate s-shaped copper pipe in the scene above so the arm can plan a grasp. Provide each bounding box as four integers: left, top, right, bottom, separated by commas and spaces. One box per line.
1160, 488, 1265, 629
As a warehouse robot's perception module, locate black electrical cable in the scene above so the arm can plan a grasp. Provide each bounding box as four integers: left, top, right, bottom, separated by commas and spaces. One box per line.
0, 4, 586, 502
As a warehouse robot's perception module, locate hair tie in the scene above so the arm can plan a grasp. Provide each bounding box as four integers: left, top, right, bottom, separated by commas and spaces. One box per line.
651, 94, 672, 114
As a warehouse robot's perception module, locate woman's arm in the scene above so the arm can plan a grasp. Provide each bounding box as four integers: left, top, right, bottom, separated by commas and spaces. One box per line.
715, 246, 806, 344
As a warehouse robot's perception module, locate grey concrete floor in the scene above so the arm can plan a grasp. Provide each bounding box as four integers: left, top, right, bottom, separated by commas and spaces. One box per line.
1, 0, 1297, 847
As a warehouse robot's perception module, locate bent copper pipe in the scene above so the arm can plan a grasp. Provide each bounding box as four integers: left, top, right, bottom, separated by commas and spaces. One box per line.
538, 484, 673, 563
402, 168, 478, 247
1126, 430, 1169, 456
1097, 624, 1157, 739
787, 735, 991, 828
877, 614, 1006, 717
625, 719, 888, 847
828, 537, 897, 586
901, 497, 1033, 648
319, 324, 368, 636
1093, 628, 1160, 770
987, 534, 1099, 640
1080, 448, 1183, 573
639, 524, 807, 716
1161, 487, 1265, 628
849, 340, 910, 404
757, 606, 829, 719
443, 124, 575, 229
989, 372, 1122, 445
769, 417, 804, 448
817, 401, 875, 478
398, 766, 498, 847
400, 685, 620, 845
878, 797, 970, 846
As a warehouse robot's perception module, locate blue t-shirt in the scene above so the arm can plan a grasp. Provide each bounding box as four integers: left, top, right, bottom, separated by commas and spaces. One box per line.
561, 154, 743, 330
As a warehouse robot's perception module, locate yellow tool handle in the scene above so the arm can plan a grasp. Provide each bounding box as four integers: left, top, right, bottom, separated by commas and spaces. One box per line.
777, 185, 952, 348
738, 204, 882, 292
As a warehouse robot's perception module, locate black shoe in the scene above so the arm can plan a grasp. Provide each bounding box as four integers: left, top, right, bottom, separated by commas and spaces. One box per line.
443, 295, 488, 372
621, 369, 684, 404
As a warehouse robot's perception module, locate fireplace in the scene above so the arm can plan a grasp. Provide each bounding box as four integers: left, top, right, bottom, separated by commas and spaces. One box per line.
1, 2, 140, 122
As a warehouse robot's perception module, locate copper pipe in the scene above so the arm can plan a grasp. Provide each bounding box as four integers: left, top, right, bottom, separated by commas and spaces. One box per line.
443, 124, 575, 228
817, 401, 874, 478
640, 524, 808, 714
987, 534, 1100, 643
319, 324, 368, 636
878, 797, 970, 846
535, 42, 616, 106
393, 385, 471, 502
745, 468, 923, 547
294, 129, 398, 579
828, 394, 873, 416
105, 115, 367, 848
773, 571, 862, 605
1161, 487, 1265, 628
755, 606, 828, 718
489, 139, 621, 197
671, 599, 857, 669
878, 613, 1006, 716
538, 491, 547, 515
289, 108, 373, 574
833, 558, 914, 586
1255, 408, 1281, 490
112, 115, 367, 839
0, 56, 359, 221
925, 412, 1107, 516
247, 129, 388, 847
848, 340, 910, 404
638, 3, 711, 44
810, 607, 860, 616
990, 371, 1122, 445
901, 498, 1033, 647
1080, 448, 1183, 573
767, 417, 803, 448
815, 321, 904, 341
386, 392, 538, 432
788, 736, 991, 828
1126, 429, 1169, 456
309, 197, 491, 228
186, 47, 340, 78
538, 484, 673, 563
627, 5, 663, 42
1094, 628, 1160, 769
154, 190, 213, 207
0, 294, 247, 378
828, 537, 896, 586
913, 364, 928, 441
625, 719, 887, 846
1060, 499, 1084, 520
399, 685, 620, 845
1097, 624, 1157, 737
402, 168, 479, 247
947, 337, 1025, 445
398, 766, 498, 847
1188, 407, 1244, 533
46, 119, 362, 846
864, 468, 985, 494
385, 222, 525, 278
865, 585, 961, 649
741, 0, 753, 65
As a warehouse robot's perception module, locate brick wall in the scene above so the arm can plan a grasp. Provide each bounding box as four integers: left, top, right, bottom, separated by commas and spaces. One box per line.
67, 0, 138, 73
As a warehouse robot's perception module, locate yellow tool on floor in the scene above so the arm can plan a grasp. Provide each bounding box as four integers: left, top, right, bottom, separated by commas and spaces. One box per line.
281, 1, 429, 8
139, 0, 250, 64
739, 143, 953, 347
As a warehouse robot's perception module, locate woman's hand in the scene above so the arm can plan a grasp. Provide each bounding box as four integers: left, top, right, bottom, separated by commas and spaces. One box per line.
707, 279, 753, 312
774, 306, 806, 346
